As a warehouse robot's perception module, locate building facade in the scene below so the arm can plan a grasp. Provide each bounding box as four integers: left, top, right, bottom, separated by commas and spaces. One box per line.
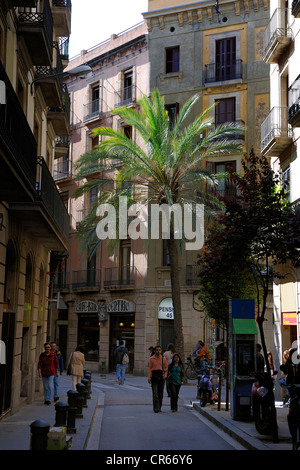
52, 0, 274, 378
0, 0, 71, 417
144, 0, 273, 356
261, 0, 300, 373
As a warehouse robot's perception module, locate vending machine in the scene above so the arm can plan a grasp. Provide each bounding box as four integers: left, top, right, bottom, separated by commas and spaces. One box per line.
229, 299, 258, 420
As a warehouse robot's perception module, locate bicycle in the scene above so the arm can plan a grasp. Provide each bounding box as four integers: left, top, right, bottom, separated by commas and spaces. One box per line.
185, 355, 201, 379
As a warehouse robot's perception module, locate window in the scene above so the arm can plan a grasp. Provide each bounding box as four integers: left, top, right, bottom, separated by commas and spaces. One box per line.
165, 103, 179, 128
215, 98, 236, 124
207, 160, 236, 201
163, 239, 170, 266
120, 239, 132, 284
123, 69, 133, 104
216, 38, 236, 81
165, 46, 180, 73
91, 83, 100, 115
282, 166, 290, 200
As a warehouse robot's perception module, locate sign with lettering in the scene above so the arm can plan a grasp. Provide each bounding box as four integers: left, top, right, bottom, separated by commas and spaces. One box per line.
75, 300, 99, 313
158, 298, 174, 320
106, 299, 135, 313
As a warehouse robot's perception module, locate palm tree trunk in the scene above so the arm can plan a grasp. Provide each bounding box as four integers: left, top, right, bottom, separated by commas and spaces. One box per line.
167, 234, 185, 369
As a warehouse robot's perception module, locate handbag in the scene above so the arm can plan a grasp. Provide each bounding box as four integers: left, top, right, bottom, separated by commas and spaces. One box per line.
67, 353, 73, 376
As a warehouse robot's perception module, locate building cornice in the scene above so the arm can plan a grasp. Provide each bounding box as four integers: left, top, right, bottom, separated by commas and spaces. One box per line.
143, 0, 268, 30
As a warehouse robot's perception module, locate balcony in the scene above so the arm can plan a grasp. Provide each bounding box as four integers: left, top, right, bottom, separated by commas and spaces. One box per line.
12, 0, 36, 5
115, 85, 136, 107
52, 0, 72, 37
263, 8, 292, 64
104, 266, 136, 289
83, 99, 102, 123
204, 60, 243, 85
288, 79, 300, 127
292, 0, 300, 18
261, 106, 293, 156
0, 62, 37, 202
47, 84, 71, 135
72, 269, 101, 290
17, 0, 53, 66
10, 157, 69, 251
54, 159, 72, 181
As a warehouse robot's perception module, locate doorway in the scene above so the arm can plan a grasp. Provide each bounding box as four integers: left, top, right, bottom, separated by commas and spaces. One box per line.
109, 313, 135, 371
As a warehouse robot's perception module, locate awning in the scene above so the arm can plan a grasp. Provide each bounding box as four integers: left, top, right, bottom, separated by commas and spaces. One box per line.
233, 318, 257, 334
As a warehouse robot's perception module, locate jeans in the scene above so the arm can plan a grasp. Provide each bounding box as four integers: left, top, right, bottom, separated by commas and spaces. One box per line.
53, 374, 60, 398
42, 375, 54, 402
151, 379, 165, 412
116, 363, 127, 384
169, 382, 181, 411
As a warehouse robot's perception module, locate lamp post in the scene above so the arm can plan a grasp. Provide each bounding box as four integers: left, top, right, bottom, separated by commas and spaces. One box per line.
30, 64, 93, 94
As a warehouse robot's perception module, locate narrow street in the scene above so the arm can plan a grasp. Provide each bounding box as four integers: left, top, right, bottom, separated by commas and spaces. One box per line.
91, 374, 246, 451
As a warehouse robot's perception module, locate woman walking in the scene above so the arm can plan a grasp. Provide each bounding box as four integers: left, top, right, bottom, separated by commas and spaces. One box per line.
167, 353, 184, 412
67, 345, 85, 390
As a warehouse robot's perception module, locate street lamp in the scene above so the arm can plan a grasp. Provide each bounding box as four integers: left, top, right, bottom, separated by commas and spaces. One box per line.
30, 64, 93, 94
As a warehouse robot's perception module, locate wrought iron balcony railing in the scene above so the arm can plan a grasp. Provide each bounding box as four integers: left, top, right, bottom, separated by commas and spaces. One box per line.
263, 8, 292, 63
54, 159, 72, 181
204, 60, 243, 84
72, 269, 101, 289
261, 106, 293, 155
83, 99, 102, 122
104, 266, 136, 288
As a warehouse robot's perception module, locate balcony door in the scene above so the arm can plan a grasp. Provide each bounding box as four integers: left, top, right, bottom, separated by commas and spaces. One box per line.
216, 37, 236, 81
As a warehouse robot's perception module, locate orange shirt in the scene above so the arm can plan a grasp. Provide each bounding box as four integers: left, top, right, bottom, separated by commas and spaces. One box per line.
196, 346, 209, 360
148, 354, 168, 381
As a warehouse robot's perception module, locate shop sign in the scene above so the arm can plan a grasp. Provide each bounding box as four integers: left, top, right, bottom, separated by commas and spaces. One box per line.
282, 312, 297, 325
75, 300, 99, 313
107, 299, 135, 313
158, 298, 174, 320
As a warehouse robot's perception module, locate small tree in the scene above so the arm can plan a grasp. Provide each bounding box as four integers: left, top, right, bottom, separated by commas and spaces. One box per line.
197, 149, 300, 439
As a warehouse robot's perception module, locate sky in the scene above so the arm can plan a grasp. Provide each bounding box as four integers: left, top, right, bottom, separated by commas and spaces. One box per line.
69, 0, 149, 59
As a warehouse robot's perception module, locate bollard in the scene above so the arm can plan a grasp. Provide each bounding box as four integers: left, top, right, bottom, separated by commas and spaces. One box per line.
67, 389, 78, 433
75, 383, 85, 418
81, 378, 89, 406
54, 401, 69, 427
30, 419, 50, 450
84, 372, 92, 397
101, 360, 106, 377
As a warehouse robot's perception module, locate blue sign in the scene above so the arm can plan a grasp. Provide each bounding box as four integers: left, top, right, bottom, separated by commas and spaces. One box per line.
230, 299, 255, 319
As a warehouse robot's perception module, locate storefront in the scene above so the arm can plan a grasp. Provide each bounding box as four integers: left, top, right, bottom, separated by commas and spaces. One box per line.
76, 300, 100, 362
158, 298, 174, 351
108, 299, 135, 371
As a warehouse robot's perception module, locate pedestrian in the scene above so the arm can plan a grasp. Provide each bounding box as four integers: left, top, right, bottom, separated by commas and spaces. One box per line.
67, 345, 85, 390
148, 345, 168, 413
265, 351, 277, 380
114, 340, 129, 385
148, 346, 155, 357
167, 353, 184, 412
163, 343, 175, 397
38, 342, 58, 405
51, 342, 64, 402
195, 341, 209, 372
280, 349, 290, 405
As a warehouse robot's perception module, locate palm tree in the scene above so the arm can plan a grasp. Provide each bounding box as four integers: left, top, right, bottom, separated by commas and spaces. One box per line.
74, 88, 244, 367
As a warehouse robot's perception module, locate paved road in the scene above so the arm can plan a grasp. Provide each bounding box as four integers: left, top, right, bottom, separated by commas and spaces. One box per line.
92, 377, 245, 451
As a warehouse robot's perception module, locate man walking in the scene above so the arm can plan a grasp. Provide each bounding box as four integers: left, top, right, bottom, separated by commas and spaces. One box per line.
114, 340, 129, 385
148, 345, 168, 413
51, 342, 64, 402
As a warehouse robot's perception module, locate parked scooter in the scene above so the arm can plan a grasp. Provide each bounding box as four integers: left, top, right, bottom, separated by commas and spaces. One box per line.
198, 367, 218, 407
287, 384, 300, 450
251, 371, 277, 435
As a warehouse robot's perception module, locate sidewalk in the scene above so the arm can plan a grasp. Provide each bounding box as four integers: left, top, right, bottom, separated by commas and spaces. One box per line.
0, 373, 293, 451
0, 375, 101, 450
